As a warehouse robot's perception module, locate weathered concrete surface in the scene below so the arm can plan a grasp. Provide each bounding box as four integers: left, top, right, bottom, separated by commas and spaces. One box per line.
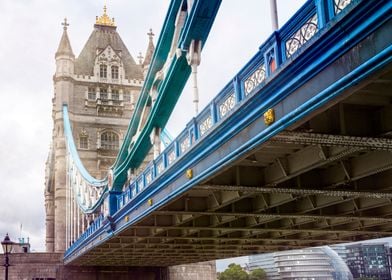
168, 261, 217, 280
0, 253, 216, 280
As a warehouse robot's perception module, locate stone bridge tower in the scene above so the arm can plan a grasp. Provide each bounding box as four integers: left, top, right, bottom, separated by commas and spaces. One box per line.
43, 7, 216, 279
44, 6, 151, 253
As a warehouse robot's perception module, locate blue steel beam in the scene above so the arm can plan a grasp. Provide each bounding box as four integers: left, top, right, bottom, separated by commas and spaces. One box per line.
161, 128, 173, 147
111, 0, 222, 190
63, 105, 108, 213
64, 0, 392, 263
111, 0, 182, 171
62, 0, 222, 214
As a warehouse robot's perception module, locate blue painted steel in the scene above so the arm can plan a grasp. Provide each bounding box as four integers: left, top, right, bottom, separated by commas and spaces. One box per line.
63, 105, 108, 213
112, 0, 183, 170
62, 0, 222, 213
161, 128, 173, 147
63, 106, 107, 186
111, 0, 222, 191
64, 0, 392, 261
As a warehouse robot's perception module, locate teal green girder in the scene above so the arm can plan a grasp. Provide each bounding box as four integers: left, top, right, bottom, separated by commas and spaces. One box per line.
62, 0, 222, 213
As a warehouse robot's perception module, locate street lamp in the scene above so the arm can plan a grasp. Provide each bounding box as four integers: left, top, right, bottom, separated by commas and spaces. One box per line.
1, 233, 13, 280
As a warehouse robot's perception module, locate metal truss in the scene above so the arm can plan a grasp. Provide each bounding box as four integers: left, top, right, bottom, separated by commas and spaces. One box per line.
272, 131, 392, 151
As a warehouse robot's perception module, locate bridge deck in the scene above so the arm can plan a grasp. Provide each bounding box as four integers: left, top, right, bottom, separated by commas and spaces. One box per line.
64, 0, 392, 266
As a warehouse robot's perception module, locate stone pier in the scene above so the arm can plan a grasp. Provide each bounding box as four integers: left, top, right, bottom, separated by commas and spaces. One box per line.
0, 253, 216, 280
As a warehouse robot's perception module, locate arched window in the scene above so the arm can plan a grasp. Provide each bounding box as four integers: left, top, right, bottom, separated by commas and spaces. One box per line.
100, 64, 107, 78
101, 131, 119, 150
111, 66, 119, 79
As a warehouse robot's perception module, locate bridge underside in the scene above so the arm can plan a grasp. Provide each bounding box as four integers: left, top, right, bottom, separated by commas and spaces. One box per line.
73, 62, 392, 267
64, 7, 392, 265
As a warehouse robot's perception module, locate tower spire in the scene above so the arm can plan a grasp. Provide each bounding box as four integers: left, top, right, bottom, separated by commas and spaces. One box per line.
147, 28, 155, 43
62, 18, 69, 31
56, 18, 74, 58
143, 28, 155, 67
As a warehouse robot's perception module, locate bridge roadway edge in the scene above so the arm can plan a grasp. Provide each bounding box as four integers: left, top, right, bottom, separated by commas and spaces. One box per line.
64, 1, 392, 266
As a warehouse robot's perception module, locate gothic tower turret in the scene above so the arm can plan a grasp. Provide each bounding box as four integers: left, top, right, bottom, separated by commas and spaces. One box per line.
45, 6, 144, 252
141, 28, 155, 78
54, 18, 75, 109
45, 18, 76, 252
55, 18, 74, 76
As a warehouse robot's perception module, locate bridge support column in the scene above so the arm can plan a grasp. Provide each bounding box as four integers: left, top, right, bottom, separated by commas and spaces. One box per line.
108, 190, 122, 217
151, 127, 161, 159
187, 40, 201, 115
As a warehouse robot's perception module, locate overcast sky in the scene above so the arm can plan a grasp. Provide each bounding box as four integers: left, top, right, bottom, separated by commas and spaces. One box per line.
0, 0, 307, 265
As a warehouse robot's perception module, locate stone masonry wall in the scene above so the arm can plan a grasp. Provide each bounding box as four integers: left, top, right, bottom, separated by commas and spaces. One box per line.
168, 261, 217, 280
0, 253, 216, 280
0, 253, 62, 280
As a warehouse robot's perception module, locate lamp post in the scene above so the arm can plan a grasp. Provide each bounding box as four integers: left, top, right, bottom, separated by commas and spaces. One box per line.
1, 233, 13, 280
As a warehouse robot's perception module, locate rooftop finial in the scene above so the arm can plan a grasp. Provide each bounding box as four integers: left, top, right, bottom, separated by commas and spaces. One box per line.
62, 18, 69, 31
147, 28, 155, 42
96, 3, 116, 27
137, 52, 144, 65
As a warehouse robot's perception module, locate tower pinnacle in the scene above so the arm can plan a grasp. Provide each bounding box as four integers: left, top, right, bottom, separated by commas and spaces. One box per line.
62, 18, 69, 31
147, 28, 155, 42
56, 18, 74, 58
137, 52, 144, 65
95, 4, 116, 27
143, 28, 155, 67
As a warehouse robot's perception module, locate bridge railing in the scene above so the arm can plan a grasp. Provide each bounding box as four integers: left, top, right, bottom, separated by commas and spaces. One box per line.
116, 0, 356, 211
65, 0, 358, 255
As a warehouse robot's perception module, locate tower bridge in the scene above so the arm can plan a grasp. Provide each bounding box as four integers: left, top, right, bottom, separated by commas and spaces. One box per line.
44, 0, 392, 275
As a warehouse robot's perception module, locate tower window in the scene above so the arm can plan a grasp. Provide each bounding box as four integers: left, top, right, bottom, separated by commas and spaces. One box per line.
124, 92, 131, 103
100, 88, 108, 100
112, 89, 119, 100
111, 66, 119, 79
101, 131, 119, 150
79, 135, 88, 149
100, 64, 107, 78
88, 88, 95, 100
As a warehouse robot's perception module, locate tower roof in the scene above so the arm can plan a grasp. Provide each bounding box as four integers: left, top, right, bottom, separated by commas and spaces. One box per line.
74, 8, 143, 80
55, 18, 74, 58
143, 28, 155, 67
